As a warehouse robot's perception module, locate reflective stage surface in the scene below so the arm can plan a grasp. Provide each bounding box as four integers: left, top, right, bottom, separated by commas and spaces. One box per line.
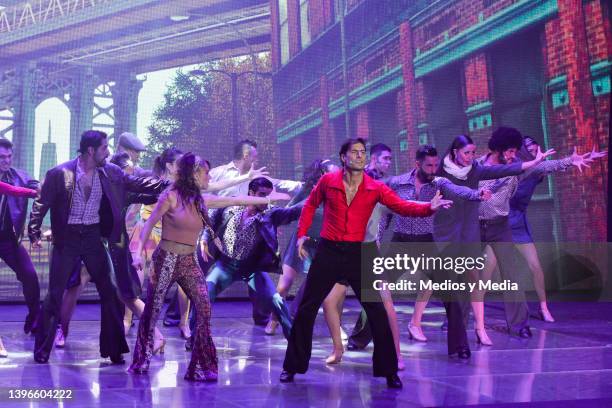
1, 300, 611, 407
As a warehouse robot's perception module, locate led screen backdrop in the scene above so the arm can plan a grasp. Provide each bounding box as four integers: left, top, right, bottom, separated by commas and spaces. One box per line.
0, 0, 609, 301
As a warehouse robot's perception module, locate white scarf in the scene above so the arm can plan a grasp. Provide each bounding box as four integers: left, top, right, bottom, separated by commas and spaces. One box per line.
443, 154, 472, 180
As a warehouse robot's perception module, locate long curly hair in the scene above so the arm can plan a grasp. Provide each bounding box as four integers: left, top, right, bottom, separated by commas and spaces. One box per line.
173, 152, 212, 229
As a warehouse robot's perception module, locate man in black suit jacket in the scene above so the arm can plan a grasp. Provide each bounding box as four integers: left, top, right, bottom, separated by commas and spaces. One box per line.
0, 138, 40, 335
28, 130, 168, 364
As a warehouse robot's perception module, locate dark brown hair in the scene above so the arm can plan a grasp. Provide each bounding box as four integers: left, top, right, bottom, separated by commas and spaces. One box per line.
153, 147, 183, 177
174, 152, 212, 229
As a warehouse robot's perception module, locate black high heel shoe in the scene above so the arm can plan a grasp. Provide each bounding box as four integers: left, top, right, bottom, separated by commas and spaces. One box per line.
475, 328, 493, 346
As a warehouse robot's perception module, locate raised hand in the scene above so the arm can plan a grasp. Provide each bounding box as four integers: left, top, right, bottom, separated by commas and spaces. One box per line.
430, 190, 453, 211
535, 146, 556, 162
247, 164, 269, 179
570, 147, 593, 173
479, 188, 492, 201
571, 147, 608, 173
588, 147, 607, 160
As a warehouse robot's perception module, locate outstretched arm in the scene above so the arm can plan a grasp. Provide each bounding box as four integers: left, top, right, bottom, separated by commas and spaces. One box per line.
0, 180, 37, 198
205, 164, 269, 192
126, 193, 158, 206
269, 204, 303, 226
295, 176, 327, 260
296, 177, 325, 239
272, 178, 303, 195
379, 183, 437, 217
123, 173, 170, 195
202, 191, 290, 209
434, 177, 483, 201
523, 147, 607, 179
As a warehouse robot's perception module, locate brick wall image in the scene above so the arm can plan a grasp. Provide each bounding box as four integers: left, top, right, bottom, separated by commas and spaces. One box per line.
271, 0, 610, 242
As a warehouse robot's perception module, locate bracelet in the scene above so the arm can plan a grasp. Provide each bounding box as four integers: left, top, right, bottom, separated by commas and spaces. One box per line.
266, 196, 272, 207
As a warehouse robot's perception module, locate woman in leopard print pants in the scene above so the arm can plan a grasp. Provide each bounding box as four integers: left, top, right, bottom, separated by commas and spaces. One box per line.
128, 153, 290, 382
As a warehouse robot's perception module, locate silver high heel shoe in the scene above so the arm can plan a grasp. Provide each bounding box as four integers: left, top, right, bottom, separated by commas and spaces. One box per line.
408, 323, 427, 342
539, 309, 555, 323
475, 328, 493, 346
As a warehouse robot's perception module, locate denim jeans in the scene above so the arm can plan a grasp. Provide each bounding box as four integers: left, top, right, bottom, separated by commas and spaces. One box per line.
206, 259, 293, 339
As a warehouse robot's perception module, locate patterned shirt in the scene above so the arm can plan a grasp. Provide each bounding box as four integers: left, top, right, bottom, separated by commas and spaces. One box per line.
220, 206, 262, 260
478, 156, 572, 220
379, 170, 438, 237
68, 160, 103, 225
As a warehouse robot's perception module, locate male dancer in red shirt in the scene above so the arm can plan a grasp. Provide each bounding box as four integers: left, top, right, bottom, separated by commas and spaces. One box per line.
281, 138, 452, 388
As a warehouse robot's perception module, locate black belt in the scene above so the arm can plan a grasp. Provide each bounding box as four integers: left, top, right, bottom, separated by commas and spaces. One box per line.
479, 216, 508, 226
304, 237, 320, 246
320, 238, 376, 250
392, 232, 434, 242
66, 223, 100, 233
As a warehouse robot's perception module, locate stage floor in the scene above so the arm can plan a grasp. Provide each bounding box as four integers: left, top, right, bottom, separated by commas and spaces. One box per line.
0, 300, 611, 407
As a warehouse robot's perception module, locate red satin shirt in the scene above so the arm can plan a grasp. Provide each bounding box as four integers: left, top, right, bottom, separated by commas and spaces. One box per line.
297, 170, 433, 242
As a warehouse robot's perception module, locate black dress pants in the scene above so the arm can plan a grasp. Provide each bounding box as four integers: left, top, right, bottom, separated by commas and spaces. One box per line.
35, 224, 128, 359
346, 233, 470, 355
283, 239, 397, 377
347, 233, 435, 349
0, 238, 40, 318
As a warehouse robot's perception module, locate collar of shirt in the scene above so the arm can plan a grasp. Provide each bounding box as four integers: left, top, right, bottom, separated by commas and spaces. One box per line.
326, 169, 378, 193
210, 161, 241, 183
221, 161, 242, 176
393, 169, 418, 187
0, 170, 12, 183
76, 157, 100, 180
226, 160, 240, 171
75, 158, 103, 183
227, 205, 262, 222
75, 157, 85, 180
364, 166, 383, 180
394, 170, 438, 193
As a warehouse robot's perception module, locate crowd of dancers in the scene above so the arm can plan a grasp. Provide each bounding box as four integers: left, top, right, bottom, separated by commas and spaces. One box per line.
0, 127, 605, 389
